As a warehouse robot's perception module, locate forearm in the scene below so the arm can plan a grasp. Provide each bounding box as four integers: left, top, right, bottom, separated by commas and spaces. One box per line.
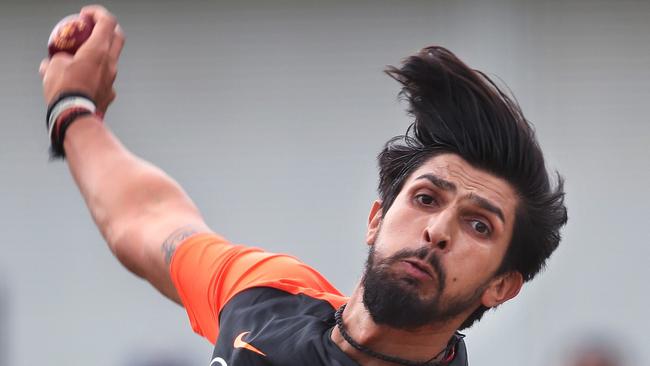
63, 115, 207, 300
64, 115, 147, 242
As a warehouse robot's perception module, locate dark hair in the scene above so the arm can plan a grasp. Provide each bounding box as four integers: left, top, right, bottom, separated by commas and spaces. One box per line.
378, 46, 568, 330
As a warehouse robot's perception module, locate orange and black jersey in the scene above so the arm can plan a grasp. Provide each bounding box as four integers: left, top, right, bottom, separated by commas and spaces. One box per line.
171, 233, 468, 366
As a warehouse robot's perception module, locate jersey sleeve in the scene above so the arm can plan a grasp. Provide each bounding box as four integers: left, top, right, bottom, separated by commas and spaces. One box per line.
169, 233, 346, 344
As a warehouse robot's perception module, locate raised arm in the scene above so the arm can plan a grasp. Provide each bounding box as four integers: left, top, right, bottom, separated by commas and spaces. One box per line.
39, 6, 209, 304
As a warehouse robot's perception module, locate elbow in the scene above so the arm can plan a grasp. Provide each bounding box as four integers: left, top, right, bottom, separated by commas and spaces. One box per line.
104, 217, 148, 279
102, 201, 205, 281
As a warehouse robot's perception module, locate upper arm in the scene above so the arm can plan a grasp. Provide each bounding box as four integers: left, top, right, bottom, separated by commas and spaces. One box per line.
169, 234, 346, 344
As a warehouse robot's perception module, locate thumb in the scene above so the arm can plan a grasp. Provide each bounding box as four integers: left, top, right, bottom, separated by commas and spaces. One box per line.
39, 58, 50, 78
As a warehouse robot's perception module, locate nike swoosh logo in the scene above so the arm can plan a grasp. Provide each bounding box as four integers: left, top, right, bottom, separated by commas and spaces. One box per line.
234, 331, 266, 357
210, 357, 227, 366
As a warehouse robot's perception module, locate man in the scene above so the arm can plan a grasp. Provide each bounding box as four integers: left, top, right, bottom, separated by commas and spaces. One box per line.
39, 6, 567, 366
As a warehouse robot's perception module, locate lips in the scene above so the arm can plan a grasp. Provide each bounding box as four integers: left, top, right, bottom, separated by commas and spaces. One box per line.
401, 259, 436, 280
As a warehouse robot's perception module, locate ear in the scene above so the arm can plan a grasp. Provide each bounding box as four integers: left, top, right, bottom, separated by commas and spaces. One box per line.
366, 200, 383, 246
480, 271, 523, 308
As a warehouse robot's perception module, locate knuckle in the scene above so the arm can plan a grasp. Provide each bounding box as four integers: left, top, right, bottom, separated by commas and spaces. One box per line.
106, 14, 117, 26
81, 5, 116, 26
80, 5, 103, 18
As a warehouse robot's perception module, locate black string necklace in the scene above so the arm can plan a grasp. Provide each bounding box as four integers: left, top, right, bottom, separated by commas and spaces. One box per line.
334, 304, 456, 366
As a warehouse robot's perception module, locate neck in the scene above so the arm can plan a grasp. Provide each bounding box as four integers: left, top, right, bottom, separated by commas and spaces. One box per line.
331, 288, 462, 366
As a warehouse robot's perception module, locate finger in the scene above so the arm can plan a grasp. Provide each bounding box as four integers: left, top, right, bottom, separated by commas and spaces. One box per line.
108, 25, 125, 62
47, 52, 73, 68
42, 53, 72, 92
79, 4, 111, 22
44, 52, 73, 79
78, 9, 117, 55
39, 58, 50, 78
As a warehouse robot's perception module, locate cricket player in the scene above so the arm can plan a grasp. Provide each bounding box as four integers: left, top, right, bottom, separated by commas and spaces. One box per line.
40, 6, 567, 366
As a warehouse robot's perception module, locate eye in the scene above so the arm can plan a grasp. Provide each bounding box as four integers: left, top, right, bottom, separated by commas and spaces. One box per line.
469, 219, 491, 236
415, 194, 437, 206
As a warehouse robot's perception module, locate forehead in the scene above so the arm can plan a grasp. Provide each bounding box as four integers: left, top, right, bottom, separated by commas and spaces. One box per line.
404, 153, 519, 212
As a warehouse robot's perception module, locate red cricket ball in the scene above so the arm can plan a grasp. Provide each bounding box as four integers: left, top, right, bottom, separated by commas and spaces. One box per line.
47, 14, 95, 57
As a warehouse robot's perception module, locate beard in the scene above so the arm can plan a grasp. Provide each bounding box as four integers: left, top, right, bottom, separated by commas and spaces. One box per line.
362, 244, 487, 330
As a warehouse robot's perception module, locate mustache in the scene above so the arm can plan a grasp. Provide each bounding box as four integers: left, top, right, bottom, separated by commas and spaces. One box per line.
378, 246, 446, 290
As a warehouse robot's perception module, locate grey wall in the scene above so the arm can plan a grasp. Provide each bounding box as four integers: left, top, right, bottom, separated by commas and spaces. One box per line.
1, 0, 649, 365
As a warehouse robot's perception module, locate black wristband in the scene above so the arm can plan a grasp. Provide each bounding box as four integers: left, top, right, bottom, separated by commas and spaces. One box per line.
50, 109, 93, 159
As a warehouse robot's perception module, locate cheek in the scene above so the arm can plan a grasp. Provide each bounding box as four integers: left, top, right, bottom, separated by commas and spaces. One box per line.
382, 205, 428, 237
377, 216, 418, 246
444, 244, 499, 285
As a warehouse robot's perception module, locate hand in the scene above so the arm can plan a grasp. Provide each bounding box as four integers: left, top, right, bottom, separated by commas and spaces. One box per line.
39, 5, 125, 115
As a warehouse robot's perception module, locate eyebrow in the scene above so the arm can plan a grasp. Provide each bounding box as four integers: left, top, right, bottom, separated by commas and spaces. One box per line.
415, 174, 457, 192
467, 193, 506, 225
414, 174, 506, 224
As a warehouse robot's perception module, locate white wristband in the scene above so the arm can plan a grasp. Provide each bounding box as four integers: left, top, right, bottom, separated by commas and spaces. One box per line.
48, 96, 97, 140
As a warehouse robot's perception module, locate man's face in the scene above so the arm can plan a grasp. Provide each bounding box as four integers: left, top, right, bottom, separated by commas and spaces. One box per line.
362, 153, 521, 329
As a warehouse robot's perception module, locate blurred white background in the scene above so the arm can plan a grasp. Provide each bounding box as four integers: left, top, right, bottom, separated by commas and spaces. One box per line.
1, 0, 648, 365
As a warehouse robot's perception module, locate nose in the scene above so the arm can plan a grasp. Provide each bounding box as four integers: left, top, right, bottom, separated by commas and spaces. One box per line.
422, 210, 454, 252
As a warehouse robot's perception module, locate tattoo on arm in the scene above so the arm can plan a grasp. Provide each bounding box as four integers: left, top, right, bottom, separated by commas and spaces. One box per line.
161, 226, 199, 265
